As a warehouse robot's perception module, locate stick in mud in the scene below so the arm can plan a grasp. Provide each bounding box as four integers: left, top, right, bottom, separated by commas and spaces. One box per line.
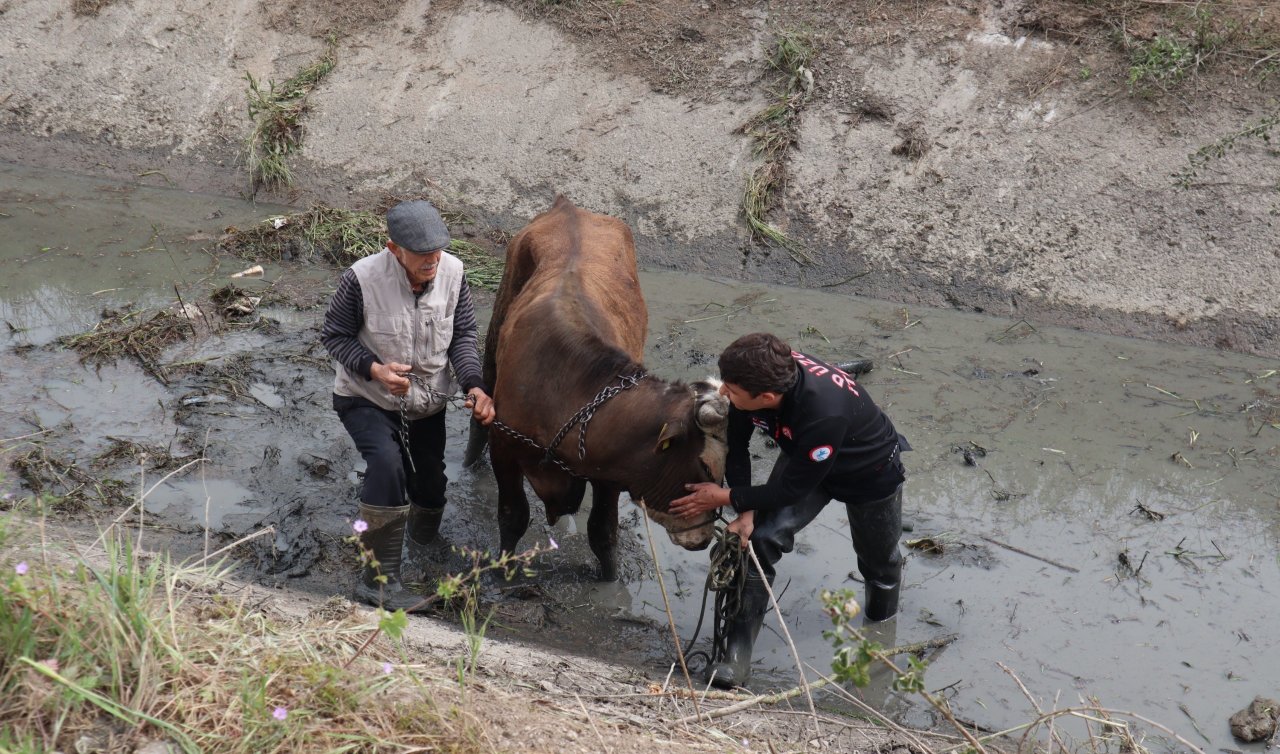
978, 534, 1080, 573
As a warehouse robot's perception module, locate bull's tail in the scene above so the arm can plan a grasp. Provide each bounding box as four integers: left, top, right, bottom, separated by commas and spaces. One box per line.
463, 417, 490, 468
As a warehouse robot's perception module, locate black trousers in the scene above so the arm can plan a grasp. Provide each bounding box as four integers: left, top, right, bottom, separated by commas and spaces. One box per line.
333, 394, 447, 509
750, 454, 904, 584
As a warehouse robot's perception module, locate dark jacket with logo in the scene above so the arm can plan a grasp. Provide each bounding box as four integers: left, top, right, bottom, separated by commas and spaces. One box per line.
727, 351, 906, 513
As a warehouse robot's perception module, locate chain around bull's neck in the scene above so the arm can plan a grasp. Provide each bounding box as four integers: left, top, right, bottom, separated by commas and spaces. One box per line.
542, 371, 649, 469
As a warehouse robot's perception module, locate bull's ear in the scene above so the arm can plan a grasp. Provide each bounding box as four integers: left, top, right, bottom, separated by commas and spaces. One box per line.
655, 420, 686, 453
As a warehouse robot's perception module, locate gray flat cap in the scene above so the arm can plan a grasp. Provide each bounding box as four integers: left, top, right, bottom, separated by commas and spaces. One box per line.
386, 200, 451, 253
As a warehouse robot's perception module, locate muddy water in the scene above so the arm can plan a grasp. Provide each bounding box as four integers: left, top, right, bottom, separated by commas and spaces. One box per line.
2, 162, 1277, 752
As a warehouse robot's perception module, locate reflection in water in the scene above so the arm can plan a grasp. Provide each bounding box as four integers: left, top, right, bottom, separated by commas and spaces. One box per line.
2, 161, 1278, 752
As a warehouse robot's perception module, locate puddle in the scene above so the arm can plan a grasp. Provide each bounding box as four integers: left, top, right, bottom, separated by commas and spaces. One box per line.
142, 478, 257, 531
1, 161, 1277, 752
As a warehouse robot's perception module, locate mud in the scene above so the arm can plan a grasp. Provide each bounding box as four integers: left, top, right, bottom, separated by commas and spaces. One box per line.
2, 0, 1279, 356
3, 162, 1278, 752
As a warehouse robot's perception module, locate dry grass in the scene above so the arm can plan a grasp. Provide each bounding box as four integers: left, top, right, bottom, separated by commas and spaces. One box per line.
8, 445, 129, 511
57, 306, 191, 383
739, 29, 818, 265
0, 508, 488, 754
71, 0, 115, 16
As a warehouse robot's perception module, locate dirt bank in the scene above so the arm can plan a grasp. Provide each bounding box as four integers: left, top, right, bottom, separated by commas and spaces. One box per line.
2, 0, 1278, 354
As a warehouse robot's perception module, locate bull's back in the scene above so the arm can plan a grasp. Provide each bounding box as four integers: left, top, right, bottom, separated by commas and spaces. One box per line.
493, 197, 647, 368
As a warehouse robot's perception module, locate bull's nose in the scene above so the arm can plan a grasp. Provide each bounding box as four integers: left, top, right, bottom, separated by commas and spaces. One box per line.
680, 536, 713, 552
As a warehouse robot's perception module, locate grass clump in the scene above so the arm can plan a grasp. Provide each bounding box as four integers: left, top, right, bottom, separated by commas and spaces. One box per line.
739, 29, 817, 265
71, 0, 115, 15
1126, 34, 1201, 91
244, 37, 338, 192
219, 207, 506, 290
0, 505, 501, 753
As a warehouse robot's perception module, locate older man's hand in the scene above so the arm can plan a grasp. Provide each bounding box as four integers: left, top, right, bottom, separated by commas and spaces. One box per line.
669, 482, 730, 519
372, 361, 412, 396
466, 387, 496, 426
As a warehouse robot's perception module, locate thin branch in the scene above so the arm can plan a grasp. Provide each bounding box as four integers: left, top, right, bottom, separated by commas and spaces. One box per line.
639, 502, 702, 721
747, 541, 820, 737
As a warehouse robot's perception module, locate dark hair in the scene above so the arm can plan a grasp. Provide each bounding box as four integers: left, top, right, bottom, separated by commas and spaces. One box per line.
718, 332, 797, 396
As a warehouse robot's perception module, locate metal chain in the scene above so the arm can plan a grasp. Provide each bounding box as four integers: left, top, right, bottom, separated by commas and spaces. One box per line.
394, 371, 647, 479
490, 371, 649, 477
397, 374, 469, 475
544, 371, 648, 463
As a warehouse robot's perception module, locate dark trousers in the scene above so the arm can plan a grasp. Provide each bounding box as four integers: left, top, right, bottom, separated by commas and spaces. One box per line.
333, 394, 447, 509
750, 454, 904, 584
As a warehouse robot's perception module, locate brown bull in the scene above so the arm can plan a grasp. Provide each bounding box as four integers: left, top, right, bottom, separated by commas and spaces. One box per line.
463, 196, 727, 581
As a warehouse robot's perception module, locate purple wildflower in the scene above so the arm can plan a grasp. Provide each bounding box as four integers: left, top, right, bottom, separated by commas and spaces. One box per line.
547, 535, 559, 550
15, 561, 28, 576
272, 706, 288, 721
382, 662, 393, 675
352, 519, 368, 534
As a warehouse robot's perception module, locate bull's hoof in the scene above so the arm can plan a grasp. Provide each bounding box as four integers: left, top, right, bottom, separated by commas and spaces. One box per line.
597, 562, 619, 582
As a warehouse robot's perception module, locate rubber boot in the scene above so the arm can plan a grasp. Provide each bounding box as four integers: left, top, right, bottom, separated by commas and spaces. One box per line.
706, 574, 770, 689
848, 484, 904, 623
407, 503, 444, 547
865, 579, 901, 623
354, 502, 428, 612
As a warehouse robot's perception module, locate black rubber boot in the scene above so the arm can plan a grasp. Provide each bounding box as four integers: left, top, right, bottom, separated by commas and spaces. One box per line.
706, 574, 770, 689
847, 484, 904, 623
354, 502, 429, 612
865, 579, 901, 622
407, 503, 444, 547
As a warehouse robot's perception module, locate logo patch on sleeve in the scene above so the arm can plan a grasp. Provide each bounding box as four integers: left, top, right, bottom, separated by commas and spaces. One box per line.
809, 445, 834, 462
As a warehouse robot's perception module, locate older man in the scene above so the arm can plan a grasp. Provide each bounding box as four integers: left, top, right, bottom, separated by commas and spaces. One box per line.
321, 200, 495, 610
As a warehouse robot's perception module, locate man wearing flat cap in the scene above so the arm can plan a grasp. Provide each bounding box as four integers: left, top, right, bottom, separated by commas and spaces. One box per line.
322, 199, 495, 610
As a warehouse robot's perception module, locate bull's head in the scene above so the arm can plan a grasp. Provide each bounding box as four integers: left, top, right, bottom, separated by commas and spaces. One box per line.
628, 379, 729, 551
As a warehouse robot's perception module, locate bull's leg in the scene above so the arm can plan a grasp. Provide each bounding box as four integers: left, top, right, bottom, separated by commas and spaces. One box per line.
587, 481, 621, 582
491, 440, 531, 558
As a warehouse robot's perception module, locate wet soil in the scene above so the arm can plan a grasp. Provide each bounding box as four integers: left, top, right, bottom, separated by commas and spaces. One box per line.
3, 163, 1278, 753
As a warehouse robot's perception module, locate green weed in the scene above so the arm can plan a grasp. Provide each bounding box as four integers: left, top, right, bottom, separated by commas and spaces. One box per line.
1127, 35, 1198, 91
244, 37, 338, 192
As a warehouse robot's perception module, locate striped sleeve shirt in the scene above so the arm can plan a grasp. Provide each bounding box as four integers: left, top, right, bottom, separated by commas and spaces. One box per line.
320, 268, 486, 394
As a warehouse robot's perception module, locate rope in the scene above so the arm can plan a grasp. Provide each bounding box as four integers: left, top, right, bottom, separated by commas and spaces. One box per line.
681, 521, 747, 674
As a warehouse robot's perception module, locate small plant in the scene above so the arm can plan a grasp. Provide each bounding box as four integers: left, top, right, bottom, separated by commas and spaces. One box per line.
244, 36, 338, 191
1173, 110, 1280, 188
1127, 35, 1196, 91
821, 588, 989, 753
454, 584, 495, 691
